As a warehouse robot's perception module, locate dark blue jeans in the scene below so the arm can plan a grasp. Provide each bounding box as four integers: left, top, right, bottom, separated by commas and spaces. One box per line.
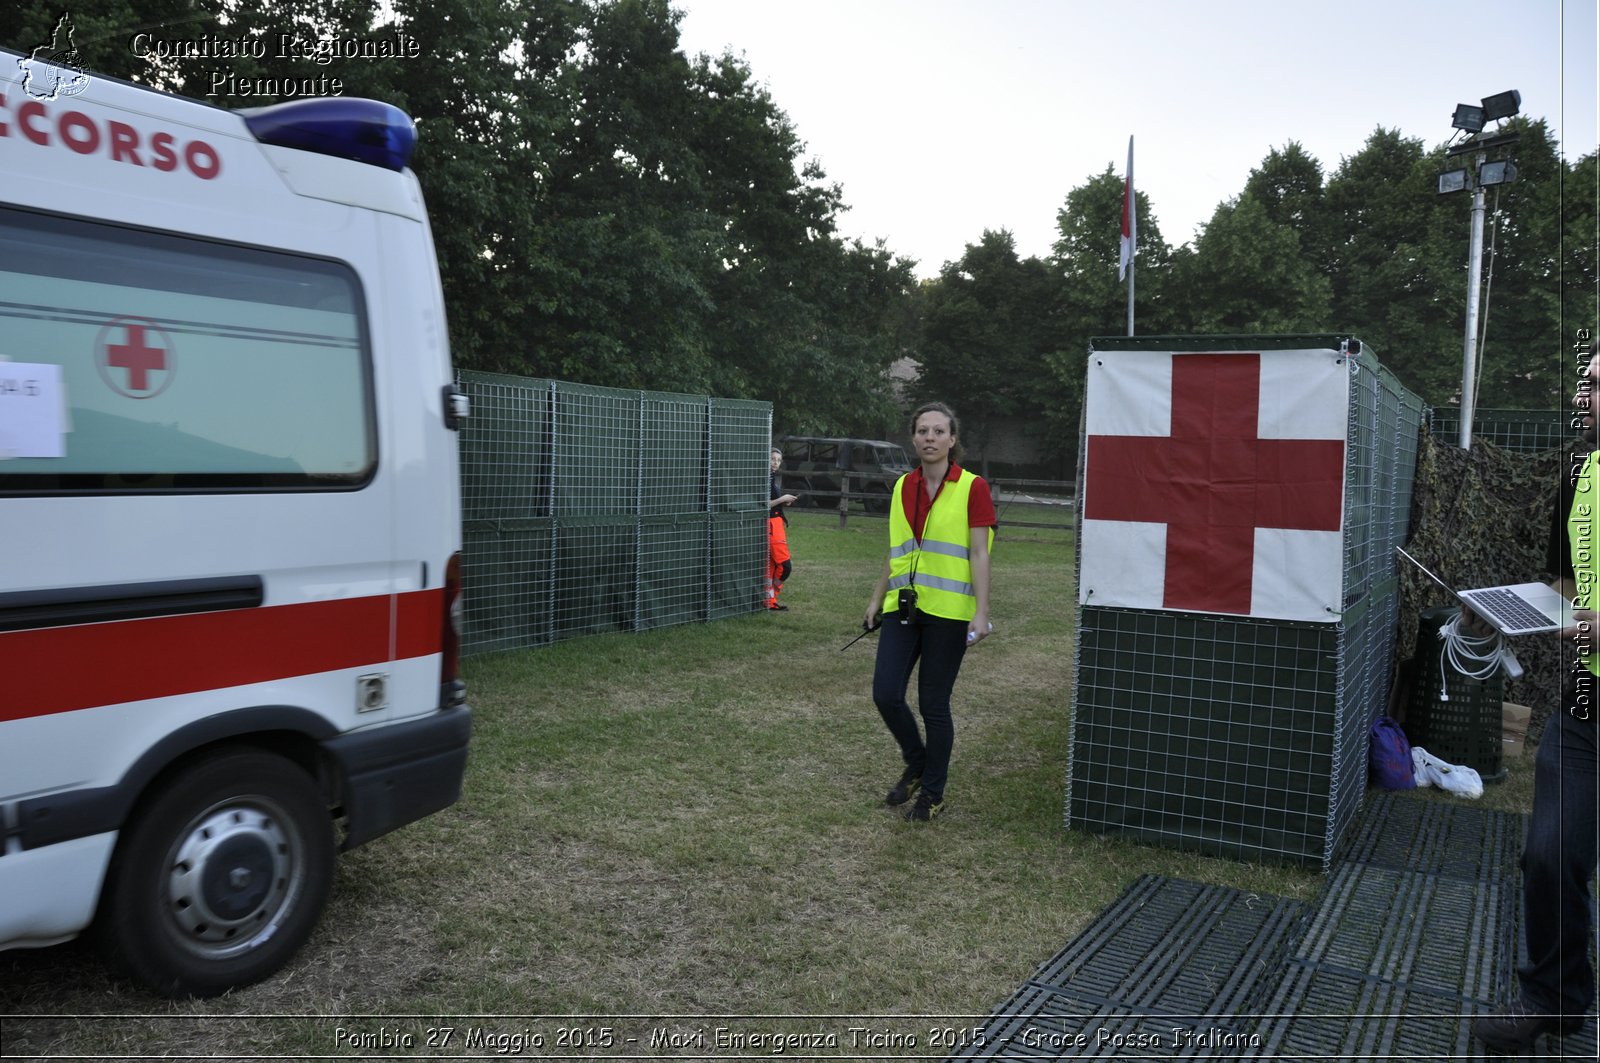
872, 613, 969, 801
1518, 669, 1599, 1016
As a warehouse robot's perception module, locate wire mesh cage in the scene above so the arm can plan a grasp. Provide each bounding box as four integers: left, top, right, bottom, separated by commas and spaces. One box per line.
1427, 408, 1567, 453
456, 372, 771, 654
1067, 337, 1425, 868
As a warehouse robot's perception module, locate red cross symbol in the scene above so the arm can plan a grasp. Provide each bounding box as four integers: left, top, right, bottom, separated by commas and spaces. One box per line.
1084, 353, 1345, 615
97, 317, 174, 398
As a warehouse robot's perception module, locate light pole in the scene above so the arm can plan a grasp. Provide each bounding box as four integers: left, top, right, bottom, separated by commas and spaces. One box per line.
1460, 154, 1487, 448
1438, 91, 1521, 448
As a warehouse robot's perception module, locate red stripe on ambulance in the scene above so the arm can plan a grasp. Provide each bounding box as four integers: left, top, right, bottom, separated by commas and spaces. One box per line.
0, 93, 221, 179
3, 589, 444, 723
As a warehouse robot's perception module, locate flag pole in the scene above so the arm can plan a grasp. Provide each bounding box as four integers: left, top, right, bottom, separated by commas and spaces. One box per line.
1122, 135, 1136, 337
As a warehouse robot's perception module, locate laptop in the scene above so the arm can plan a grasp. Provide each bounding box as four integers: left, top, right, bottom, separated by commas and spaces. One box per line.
1395, 546, 1571, 636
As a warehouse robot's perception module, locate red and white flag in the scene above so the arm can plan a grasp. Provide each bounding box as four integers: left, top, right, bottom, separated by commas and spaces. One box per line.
1118, 136, 1134, 282
1077, 348, 1349, 623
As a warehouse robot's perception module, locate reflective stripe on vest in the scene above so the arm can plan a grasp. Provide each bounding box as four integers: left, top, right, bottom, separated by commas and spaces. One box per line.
887, 571, 976, 596
889, 537, 967, 562
883, 469, 991, 622
1570, 450, 1599, 677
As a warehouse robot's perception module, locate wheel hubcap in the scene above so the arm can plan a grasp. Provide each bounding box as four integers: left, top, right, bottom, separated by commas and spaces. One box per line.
166, 803, 299, 956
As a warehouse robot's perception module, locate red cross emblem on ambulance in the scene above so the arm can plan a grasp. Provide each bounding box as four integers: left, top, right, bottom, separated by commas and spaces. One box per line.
96, 317, 176, 398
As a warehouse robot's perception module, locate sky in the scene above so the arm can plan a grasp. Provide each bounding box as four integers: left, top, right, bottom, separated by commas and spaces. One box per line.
673, 0, 1599, 279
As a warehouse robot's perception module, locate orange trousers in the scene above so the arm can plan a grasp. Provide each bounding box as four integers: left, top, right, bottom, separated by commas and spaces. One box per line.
767, 515, 790, 607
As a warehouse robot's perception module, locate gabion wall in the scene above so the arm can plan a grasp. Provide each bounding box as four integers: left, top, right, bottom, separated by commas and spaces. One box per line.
1068, 337, 1425, 868
457, 372, 771, 655
1428, 407, 1567, 453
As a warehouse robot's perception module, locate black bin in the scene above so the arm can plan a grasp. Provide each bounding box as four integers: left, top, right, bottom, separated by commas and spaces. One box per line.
1406, 605, 1506, 783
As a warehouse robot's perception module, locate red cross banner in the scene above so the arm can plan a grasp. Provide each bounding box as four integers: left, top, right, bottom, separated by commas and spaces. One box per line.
1078, 348, 1348, 623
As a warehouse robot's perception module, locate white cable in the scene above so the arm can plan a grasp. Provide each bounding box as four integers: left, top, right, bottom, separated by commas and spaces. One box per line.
1435, 613, 1505, 699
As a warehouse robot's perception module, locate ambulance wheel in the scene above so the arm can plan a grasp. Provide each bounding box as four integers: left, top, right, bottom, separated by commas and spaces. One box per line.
97, 748, 335, 998
864, 484, 891, 514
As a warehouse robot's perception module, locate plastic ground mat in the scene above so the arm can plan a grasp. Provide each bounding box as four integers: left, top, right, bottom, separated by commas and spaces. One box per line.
1337, 791, 1523, 882
946, 875, 1308, 1059
950, 794, 1597, 1061
1255, 794, 1596, 1060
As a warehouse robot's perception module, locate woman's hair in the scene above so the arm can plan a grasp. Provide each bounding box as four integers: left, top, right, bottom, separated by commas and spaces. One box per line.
770, 446, 783, 458
909, 401, 963, 464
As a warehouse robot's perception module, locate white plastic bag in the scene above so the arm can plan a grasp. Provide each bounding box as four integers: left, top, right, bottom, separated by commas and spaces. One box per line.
1411, 746, 1484, 799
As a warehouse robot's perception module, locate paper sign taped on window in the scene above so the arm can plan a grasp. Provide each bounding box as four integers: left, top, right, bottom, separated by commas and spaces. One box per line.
0, 361, 67, 458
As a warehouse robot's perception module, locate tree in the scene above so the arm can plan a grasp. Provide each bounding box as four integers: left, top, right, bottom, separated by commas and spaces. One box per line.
1052, 165, 1174, 331
1456, 119, 1570, 409
388, 0, 560, 372
1036, 167, 1173, 466
1, 2, 205, 87
1243, 141, 1330, 265
766, 236, 919, 436
5, 1, 919, 432
1175, 193, 1333, 334
1562, 151, 1600, 380
914, 231, 1057, 472
1317, 123, 1571, 408
490, 0, 717, 387
490, 0, 915, 430
1318, 127, 1463, 398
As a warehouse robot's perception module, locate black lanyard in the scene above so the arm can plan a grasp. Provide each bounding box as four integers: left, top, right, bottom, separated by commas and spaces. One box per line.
909, 469, 949, 587
913, 469, 948, 546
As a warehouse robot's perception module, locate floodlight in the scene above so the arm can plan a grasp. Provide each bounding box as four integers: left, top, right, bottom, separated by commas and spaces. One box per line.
1480, 90, 1521, 122
1446, 129, 1522, 157
1437, 169, 1471, 194
1451, 103, 1485, 133
1478, 160, 1518, 186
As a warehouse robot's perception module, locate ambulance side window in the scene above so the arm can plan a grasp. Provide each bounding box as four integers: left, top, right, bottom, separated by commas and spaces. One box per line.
0, 207, 374, 492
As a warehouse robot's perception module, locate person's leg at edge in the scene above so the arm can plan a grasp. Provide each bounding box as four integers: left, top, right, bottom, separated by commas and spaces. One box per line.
873, 617, 926, 780
1518, 692, 1599, 1021
767, 517, 790, 609
1480, 665, 1600, 1051
910, 616, 969, 802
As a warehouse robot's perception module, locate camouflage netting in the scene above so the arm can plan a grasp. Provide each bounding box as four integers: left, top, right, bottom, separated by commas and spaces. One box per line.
1397, 429, 1566, 738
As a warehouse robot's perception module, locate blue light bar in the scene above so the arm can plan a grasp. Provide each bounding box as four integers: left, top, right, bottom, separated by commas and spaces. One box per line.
241, 98, 417, 172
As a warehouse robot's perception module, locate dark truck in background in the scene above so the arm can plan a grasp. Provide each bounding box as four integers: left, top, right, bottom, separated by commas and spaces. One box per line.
777, 436, 912, 514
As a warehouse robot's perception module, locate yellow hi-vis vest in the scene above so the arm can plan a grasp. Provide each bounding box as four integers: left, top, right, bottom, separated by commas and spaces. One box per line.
1569, 449, 1600, 677
884, 469, 993, 623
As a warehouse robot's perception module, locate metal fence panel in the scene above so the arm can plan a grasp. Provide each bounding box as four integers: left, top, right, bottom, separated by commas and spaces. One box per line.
1429, 407, 1567, 452
458, 372, 550, 522
458, 372, 770, 654
1071, 607, 1340, 864
642, 393, 709, 516
710, 399, 772, 512
553, 381, 642, 518
462, 518, 551, 655
709, 511, 768, 620
641, 514, 710, 630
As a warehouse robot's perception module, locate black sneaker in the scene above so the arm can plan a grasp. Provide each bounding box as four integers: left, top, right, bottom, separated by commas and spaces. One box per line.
1472, 997, 1585, 1053
905, 790, 945, 821
885, 766, 921, 806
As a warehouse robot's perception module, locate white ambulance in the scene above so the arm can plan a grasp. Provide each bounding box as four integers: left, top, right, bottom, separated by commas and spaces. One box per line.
0, 53, 471, 997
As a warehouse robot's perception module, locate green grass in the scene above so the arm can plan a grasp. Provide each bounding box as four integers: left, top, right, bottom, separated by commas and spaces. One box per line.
0, 511, 1532, 1056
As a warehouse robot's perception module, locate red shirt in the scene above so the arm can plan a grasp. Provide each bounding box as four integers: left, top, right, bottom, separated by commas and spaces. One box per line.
900, 463, 997, 541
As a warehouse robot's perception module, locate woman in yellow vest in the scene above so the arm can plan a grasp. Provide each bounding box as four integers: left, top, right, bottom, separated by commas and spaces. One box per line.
863, 402, 995, 821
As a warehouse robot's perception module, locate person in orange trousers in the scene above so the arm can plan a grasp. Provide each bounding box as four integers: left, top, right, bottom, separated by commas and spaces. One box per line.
768, 447, 797, 610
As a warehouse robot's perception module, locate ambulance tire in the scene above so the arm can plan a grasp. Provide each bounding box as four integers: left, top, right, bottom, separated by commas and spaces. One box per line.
97, 748, 335, 998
